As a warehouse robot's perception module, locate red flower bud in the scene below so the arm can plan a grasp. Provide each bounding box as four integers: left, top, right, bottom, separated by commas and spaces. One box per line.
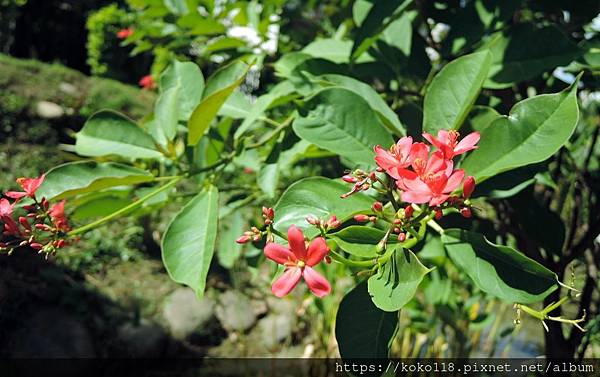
342, 175, 358, 183
404, 205, 414, 218
324, 255, 332, 264
463, 176, 475, 199
18, 217, 31, 231
434, 209, 443, 220
372, 201, 383, 212
397, 233, 406, 242
354, 214, 369, 222
306, 216, 318, 225
327, 215, 341, 229
368, 172, 377, 181
460, 207, 472, 218
30, 242, 43, 250
393, 227, 400, 234
236, 235, 251, 244
262, 207, 274, 220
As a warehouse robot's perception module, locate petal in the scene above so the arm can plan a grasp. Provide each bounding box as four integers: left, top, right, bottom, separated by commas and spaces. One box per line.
444, 169, 465, 193
374, 146, 399, 171
264, 243, 296, 265
0, 198, 13, 217
426, 151, 447, 174
5, 191, 26, 200
272, 267, 302, 297
409, 143, 430, 163
455, 132, 480, 153
302, 267, 331, 297
401, 190, 431, 204
403, 177, 430, 192
429, 194, 449, 206
437, 130, 450, 144
422, 133, 440, 149
396, 136, 413, 160
306, 237, 329, 266
287, 225, 307, 260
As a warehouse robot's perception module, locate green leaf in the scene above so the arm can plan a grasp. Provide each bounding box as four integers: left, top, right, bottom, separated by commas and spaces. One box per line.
316, 74, 405, 136
162, 186, 219, 297
75, 111, 163, 159
163, 0, 188, 15
152, 86, 179, 147
160, 60, 205, 121
330, 226, 391, 258
461, 80, 579, 182
368, 247, 432, 311
273, 177, 373, 239
217, 212, 244, 269
187, 61, 248, 146
37, 161, 154, 200
442, 229, 558, 304
302, 38, 373, 64
71, 194, 131, 221
423, 50, 492, 134
351, 0, 412, 61
335, 282, 398, 360
482, 24, 582, 89
292, 88, 394, 169
218, 90, 252, 119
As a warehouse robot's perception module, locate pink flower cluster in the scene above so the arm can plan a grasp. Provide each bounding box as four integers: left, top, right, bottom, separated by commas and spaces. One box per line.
375, 130, 479, 207
0, 174, 72, 257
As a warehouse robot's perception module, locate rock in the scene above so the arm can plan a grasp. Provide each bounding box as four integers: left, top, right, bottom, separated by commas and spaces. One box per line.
8, 306, 96, 358
250, 299, 268, 317
59, 82, 78, 96
35, 101, 64, 119
256, 314, 293, 349
267, 296, 296, 315
116, 320, 167, 357
163, 288, 215, 340
215, 291, 257, 332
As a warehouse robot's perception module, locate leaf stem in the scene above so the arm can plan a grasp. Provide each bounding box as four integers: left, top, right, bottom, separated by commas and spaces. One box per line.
67, 177, 183, 237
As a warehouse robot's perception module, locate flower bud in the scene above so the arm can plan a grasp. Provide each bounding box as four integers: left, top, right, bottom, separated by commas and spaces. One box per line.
354, 214, 369, 222
361, 183, 370, 191
18, 217, 31, 231
368, 172, 377, 182
404, 205, 414, 218
463, 176, 475, 199
327, 215, 341, 229
460, 207, 472, 218
397, 233, 406, 242
262, 207, 274, 220
372, 201, 383, 212
434, 209, 443, 220
306, 216, 318, 225
393, 227, 400, 234
342, 175, 358, 183
30, 242, 43, 250
324, 255, 332, 264
264, 219, 272, 225
236, 235, 251, 244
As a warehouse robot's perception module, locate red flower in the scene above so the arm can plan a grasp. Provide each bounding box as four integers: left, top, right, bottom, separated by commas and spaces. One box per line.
0, 198, 13, 219
422, 130, 480, 160
398, 168, 465, 206
6, 174, 45, 200
374, 137, 430, 179
139, 75, 155, 90
49, 200, 70, 232
117, 27, 134, 39
463, 176, 475, 199
264, 225, 331, 298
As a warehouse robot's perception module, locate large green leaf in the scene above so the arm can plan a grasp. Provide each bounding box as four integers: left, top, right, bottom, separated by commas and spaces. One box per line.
37, 161, 154, 200
218, 90, 252, 119
316, 74, 405, 136
293, 88, 394, 169
302, 39, 373, 64
273, 177, 373, 239
159, 60, 205, 121
442, 229, 558, 304
152, 86, 179, 147
482, 23, 582, 89
423, 50, 492, 134
331, 226, 394, 258
75, 111, 163, 159
163, 0, 188, 15
162, 186, 219, 297
461, 80, 579, 182
187, 61, 248, 146
368, 247, 432, 311
335, 282, 398, 360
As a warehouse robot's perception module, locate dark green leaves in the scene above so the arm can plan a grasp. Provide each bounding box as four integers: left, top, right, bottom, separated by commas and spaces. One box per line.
368, 248, 432, 311
162, 186, 219, 297
293, 88, 394, 168
75, 111, 162, 159
335, 282, 398, 359
442, 229, 558, 303
482, 24, 582, 89
273, 177, 373, 238
461, 80, 579, 182
423, 50, 492, 134
331, 226, 388, 258
37, 161, 154, 200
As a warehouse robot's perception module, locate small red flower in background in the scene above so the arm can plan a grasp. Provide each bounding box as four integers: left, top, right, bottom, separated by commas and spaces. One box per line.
6, 174, 45, 200
422, 130, 480, 160
117, 27, 134, 39
264, 225, 331, 298
139, 75, 156, 90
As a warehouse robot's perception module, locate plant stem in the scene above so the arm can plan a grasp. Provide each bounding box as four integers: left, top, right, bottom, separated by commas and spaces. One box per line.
67, 177, 182, 237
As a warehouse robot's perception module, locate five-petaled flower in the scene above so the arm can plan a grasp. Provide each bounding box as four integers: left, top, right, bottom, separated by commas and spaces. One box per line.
374, 137, 430, 180
6, 174, 45, 200
422, 130, 480, 160
264, 225, 331, 298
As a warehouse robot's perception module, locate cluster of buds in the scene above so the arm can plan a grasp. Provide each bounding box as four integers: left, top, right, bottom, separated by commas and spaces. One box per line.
0, 174, 72, 258
236, 207, 275, 244
341, 169, 379, 198
306, 215, 341, 232
430, 176, 476, 220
